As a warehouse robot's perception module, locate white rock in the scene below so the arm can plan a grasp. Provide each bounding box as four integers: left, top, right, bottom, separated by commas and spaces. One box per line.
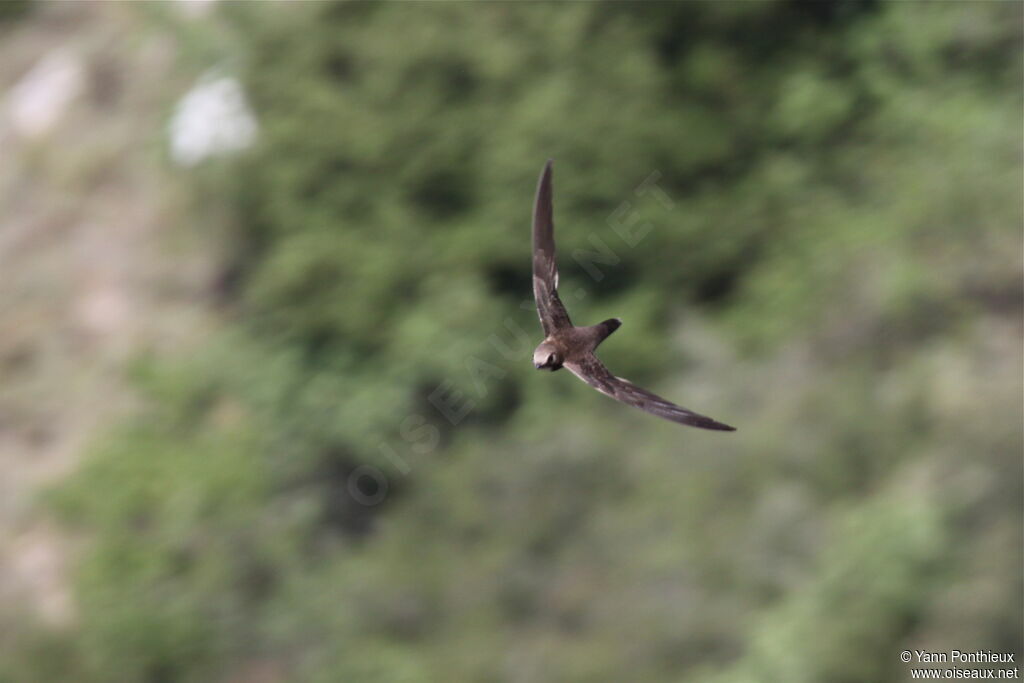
169, 72, 258, 167
7, 48, 85, 139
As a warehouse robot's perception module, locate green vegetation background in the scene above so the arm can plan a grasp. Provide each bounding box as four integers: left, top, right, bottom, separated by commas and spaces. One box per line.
3, 2, 1021, 681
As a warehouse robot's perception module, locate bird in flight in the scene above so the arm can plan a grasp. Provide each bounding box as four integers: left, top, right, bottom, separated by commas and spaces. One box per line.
530, 160, 735, 431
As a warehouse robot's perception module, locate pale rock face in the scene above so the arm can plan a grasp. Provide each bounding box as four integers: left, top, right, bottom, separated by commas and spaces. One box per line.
6, 525, 74, 627
169, 72, 258, 167
7, 48, 86, 139
175, 0, 219, 19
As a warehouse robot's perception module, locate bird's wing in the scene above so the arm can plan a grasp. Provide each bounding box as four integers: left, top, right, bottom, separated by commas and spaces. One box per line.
532, 160, 573, 335
565, 353, 736, 431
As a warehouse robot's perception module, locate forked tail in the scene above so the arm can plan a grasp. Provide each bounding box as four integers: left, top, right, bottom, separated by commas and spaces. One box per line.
591, 318, 622, 348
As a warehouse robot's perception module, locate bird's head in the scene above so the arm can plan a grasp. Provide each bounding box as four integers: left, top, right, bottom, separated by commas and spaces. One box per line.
533, 342, 563, 371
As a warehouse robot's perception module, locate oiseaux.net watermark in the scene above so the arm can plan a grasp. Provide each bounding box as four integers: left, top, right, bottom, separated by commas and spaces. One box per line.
902, 649, 1019, 680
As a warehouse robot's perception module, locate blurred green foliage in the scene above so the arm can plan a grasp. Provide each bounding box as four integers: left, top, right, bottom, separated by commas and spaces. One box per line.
5, 2, 1021, 681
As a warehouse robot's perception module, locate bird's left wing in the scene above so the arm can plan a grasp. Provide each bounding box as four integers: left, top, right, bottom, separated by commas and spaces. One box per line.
532, 160, 573, 335
565, 353, 736, 431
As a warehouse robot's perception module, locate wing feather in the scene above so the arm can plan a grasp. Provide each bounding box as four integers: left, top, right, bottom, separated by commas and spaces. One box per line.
532, 160, 572, 335
565, 354, 736, 431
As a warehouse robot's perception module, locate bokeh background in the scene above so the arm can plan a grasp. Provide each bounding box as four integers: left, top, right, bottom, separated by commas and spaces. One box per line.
1, 2, 1021, 681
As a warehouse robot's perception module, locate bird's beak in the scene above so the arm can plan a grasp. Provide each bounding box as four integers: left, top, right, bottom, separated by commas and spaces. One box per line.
534, 362, 544, 369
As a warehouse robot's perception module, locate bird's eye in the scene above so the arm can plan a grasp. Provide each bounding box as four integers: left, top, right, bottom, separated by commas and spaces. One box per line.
547, 354, 555, 365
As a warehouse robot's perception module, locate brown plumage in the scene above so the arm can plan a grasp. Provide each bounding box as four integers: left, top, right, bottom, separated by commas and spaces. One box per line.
530, 160, 735, 432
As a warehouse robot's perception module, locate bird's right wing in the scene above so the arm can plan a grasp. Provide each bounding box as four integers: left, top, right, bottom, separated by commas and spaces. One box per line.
532, 160, 573, 336
565, 353, 736, 431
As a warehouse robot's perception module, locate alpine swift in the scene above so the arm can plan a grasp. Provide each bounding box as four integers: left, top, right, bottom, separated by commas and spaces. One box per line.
530, 160, 736, 431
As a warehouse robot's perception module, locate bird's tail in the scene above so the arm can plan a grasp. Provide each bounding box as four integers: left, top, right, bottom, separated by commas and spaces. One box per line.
592, 318, 622, 348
